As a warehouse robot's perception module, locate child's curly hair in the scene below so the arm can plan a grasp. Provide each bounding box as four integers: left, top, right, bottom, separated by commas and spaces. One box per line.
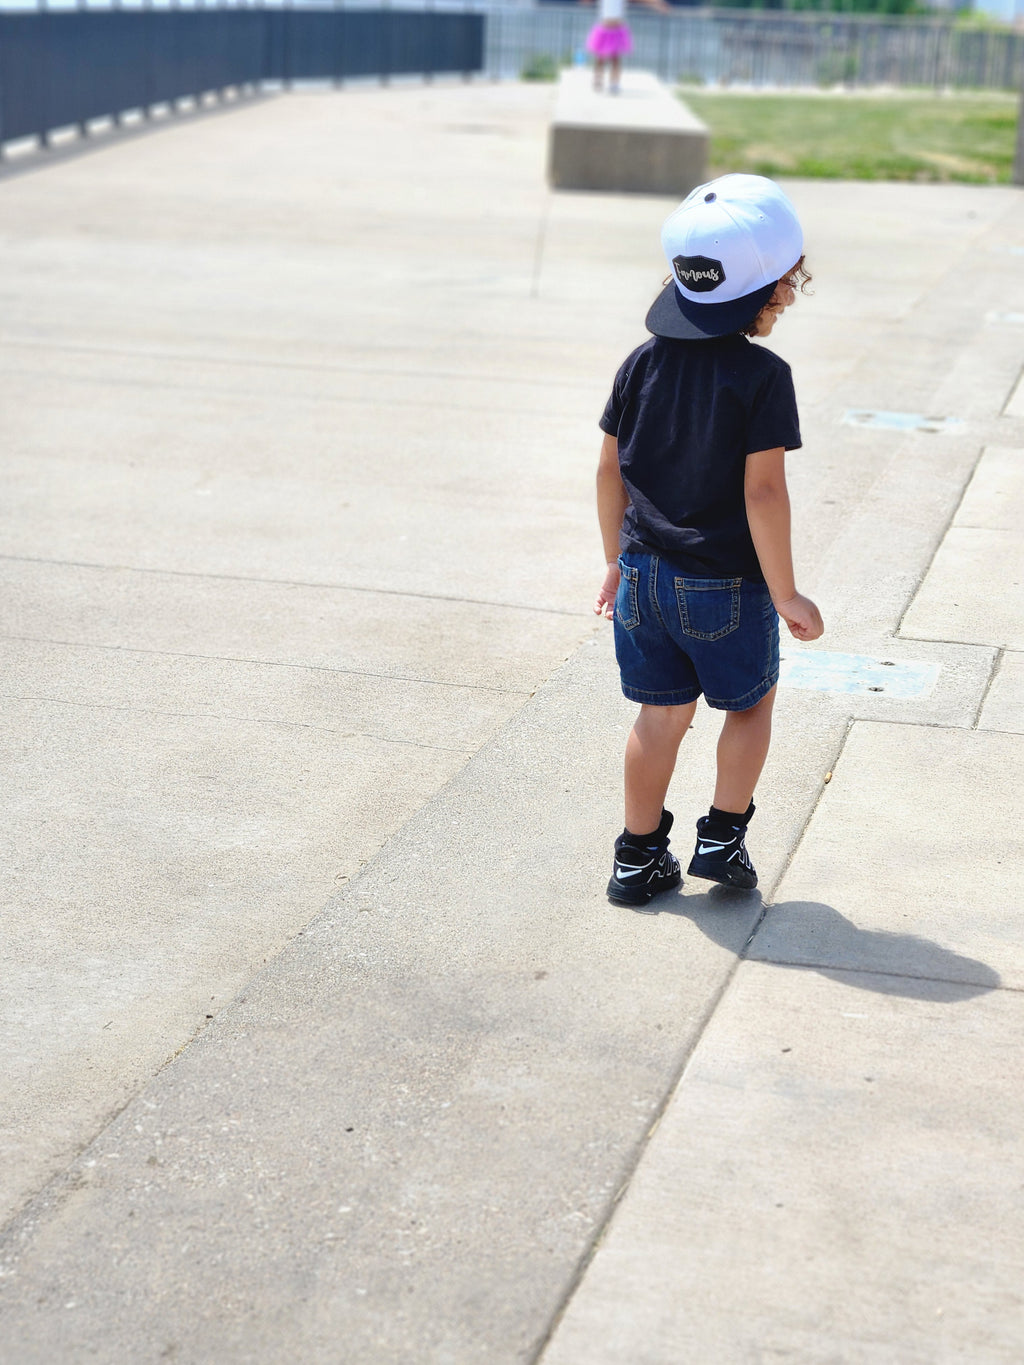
742, 256, 812, 337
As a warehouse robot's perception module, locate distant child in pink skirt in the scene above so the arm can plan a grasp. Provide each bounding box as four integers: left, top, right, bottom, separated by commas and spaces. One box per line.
583, 0, 668, 93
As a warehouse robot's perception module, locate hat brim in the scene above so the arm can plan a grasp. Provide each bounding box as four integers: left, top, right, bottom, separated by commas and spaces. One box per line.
645, 279, 778, 341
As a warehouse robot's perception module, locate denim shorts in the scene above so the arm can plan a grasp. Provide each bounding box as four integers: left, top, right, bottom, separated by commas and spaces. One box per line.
613, 552, 779, 711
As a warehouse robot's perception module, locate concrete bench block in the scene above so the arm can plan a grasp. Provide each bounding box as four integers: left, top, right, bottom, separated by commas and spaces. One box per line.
548, 67, 709, 196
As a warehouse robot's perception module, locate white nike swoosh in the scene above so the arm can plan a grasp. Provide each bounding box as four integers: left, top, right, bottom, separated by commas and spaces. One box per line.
614, 865, 645, 878
697, 842, 729, 855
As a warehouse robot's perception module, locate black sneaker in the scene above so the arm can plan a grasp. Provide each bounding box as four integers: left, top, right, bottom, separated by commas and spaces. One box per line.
687, 804, 757, 890
607, 809, 681, 906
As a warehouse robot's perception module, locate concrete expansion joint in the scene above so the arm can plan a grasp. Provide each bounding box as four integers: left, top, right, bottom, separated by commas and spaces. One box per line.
751, 956, 1013, 997
0, 553, 583, 621
0, 335, 603, 396
750, 717, 857, 950
896, 631, 996, 652
1, 633, 532, 698
5, 354, 576, 420
853, 714, 991, 734
529, 948, 754, 1364
1001, 377, 1024, 419
971, 647, 1006, 730
530, 187, 554, 301
0, 690, 477, 752
892, 454, 985, 642
0, 1077, 155, 1243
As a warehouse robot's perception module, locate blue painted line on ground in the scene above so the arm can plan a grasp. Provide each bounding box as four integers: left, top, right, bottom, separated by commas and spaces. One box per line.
779, 649, 940, 699
841, 409, 964, 435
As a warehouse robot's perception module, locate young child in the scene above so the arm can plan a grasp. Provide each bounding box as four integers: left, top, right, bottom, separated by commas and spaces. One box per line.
582, 0, 668, 94
585, 0, 631, 93
594, 173, 823, 905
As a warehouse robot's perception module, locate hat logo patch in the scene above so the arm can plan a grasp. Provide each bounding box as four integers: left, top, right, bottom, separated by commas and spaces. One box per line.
673, 254, 725, 294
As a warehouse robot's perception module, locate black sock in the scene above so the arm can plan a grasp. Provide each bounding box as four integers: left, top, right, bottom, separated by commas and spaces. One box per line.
707, 802, 754, 831
622, 808, 671, 849
622, 828, 661, 850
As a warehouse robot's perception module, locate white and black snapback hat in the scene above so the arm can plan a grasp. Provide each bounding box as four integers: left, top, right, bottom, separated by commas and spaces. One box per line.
646, 173, 804, 341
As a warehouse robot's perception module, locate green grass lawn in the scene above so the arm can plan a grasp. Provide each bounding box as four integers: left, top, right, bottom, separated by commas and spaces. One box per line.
682, 90, 1019, 182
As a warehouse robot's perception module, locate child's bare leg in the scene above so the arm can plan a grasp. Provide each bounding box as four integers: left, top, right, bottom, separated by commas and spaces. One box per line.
593, 57, 605, 89
609, 55, 622, 90
624, 701, 697, 835
713, 686, 776, 814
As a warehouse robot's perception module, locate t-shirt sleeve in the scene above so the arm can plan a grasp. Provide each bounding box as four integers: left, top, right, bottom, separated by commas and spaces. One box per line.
745, 358, 802, 454
599, 347, 642, 436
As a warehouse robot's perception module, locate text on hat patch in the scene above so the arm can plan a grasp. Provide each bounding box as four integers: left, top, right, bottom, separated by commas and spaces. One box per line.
673, 254, 726, 294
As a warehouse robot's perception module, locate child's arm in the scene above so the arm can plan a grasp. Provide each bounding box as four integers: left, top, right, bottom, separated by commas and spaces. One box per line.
744, 447, 824, 641
595, 433, 627, 618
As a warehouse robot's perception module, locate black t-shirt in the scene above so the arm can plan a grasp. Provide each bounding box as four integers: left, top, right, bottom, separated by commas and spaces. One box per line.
600, 333, 801, 581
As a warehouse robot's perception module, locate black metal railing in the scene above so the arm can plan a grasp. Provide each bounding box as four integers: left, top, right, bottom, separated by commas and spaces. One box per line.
0, 5, 485, 149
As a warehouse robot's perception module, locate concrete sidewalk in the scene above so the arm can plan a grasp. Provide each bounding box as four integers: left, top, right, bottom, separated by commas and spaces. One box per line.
1, 81, 1023, 1362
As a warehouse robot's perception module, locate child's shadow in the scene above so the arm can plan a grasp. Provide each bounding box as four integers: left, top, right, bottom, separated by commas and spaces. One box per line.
642, 887, 1000, 1003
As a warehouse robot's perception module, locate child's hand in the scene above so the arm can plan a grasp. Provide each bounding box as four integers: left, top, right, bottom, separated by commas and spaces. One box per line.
775, 592, 824, 641
594, 562, 620, 619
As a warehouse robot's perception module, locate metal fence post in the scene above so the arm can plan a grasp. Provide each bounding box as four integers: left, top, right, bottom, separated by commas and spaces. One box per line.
77, 0, 90, 135
216, 0, 227, 102
258, 0, 270, 96
0, 14, 5, 158
38, 0, 53, 149
332, 0, 344, 89
1014, 73, 1024, 186
110, 0, 123, 123
489, 5, 500, 82
142, 0, 155, 119
423, 0, 432, 85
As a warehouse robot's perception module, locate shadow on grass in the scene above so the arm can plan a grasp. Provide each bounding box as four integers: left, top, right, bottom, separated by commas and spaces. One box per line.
631, 885, 1000, 1003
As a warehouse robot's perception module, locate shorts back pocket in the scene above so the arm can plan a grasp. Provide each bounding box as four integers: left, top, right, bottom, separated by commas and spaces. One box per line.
674, 577, 741, 641
615, 560, 641, 631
